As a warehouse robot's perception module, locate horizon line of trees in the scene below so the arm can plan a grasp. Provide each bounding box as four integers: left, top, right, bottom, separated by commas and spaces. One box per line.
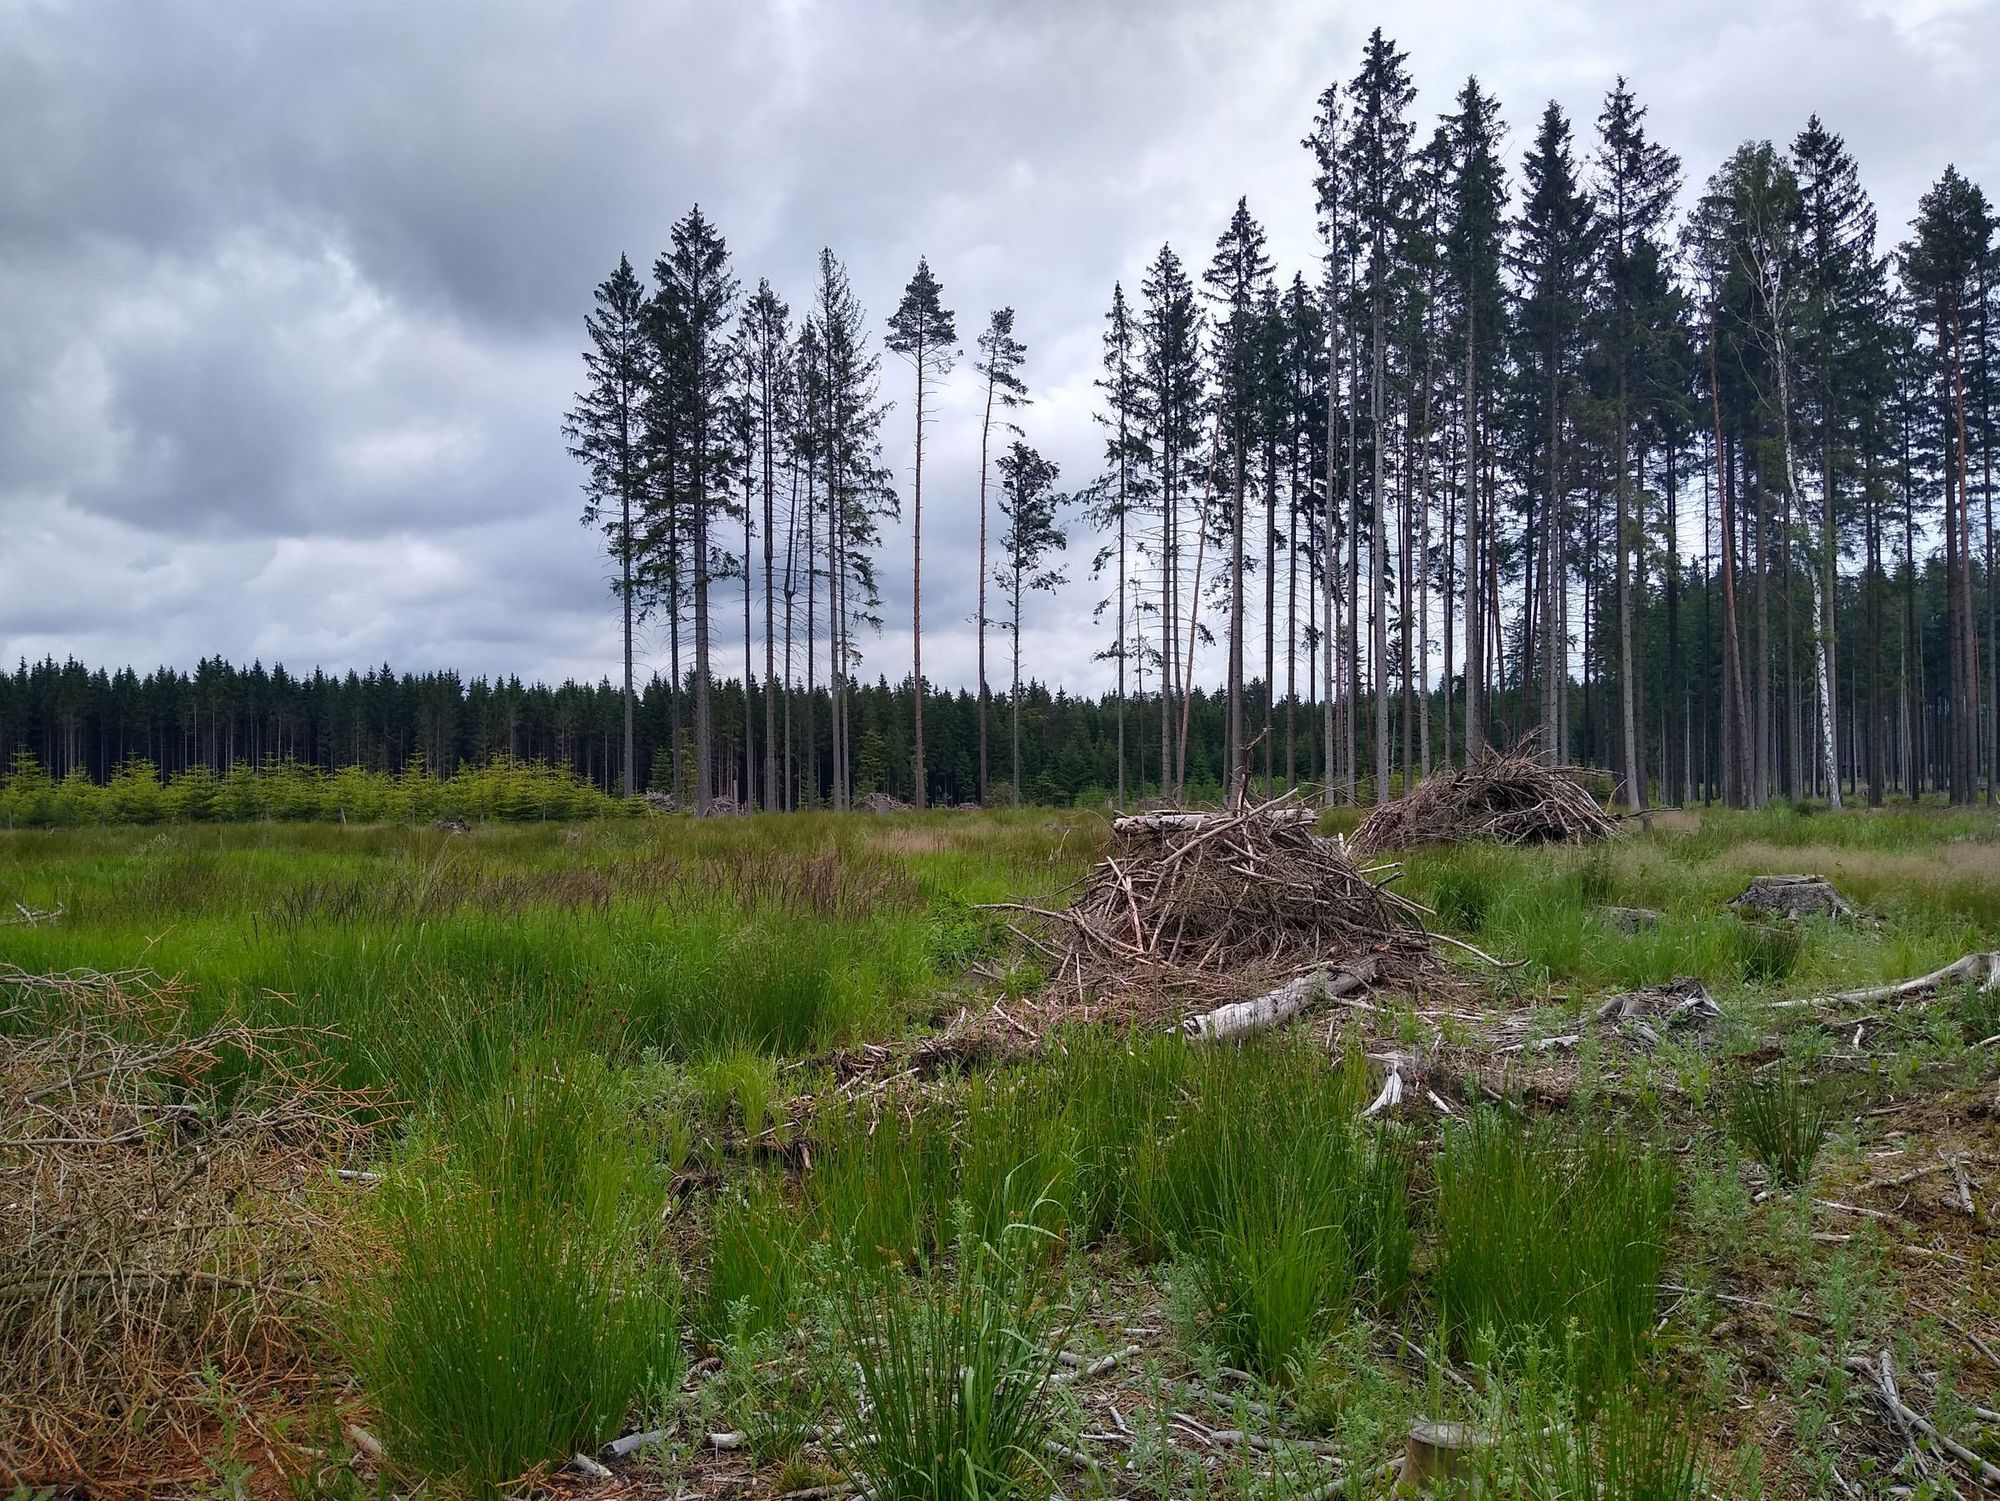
564, 29, 1998, 813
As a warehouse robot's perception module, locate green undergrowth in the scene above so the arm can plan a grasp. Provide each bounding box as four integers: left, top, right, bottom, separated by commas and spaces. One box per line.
334, 1051, 682, 1497
0, 814, 1077, 1105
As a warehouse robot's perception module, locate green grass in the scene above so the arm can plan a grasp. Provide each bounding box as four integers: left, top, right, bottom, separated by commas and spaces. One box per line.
10, 805, 2000, 1496
1432, 1113, 1675, 1390
1517, 1392, 1710, 1500
1731, 1062, 1832, 1190
828, 1222, 1066, 1501
334, 1051, 681, 1496
0, 815, 1077, 1106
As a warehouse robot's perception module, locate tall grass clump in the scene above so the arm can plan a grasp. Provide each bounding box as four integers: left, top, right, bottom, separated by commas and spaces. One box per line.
1516, 1392, 1709, 1499
805, 1098, 957, 1268
1433, 1114, 1673, 1388
704, 1169, 805, 1341
1730, 1063, 1830, 1189
337, 1054, 680, 1495
1111, 1039, 1412, 1378
828, 1221, 1066, 1501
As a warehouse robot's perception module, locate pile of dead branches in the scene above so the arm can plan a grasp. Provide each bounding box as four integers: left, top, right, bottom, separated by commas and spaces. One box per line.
1350, 750, 1620, 854
1, 967, 376, 1490
996, 798, 1437, 1013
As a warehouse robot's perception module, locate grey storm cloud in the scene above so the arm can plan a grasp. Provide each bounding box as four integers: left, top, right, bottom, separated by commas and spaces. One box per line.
1, 0, 1995, 688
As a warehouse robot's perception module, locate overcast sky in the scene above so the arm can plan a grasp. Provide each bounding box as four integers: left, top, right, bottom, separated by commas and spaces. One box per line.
1, 0, 1994, 696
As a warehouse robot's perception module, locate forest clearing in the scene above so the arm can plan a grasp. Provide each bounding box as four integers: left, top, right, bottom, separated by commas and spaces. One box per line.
4, 798, 1999, 1500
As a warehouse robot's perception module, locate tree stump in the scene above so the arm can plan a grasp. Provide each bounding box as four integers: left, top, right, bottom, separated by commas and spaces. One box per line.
1402, 1418, 1492, 1493
1603, 905, 1662, 933
1727, 874, 1855, 922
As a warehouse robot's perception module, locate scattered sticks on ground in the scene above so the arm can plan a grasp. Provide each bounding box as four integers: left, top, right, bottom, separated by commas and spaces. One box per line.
1349, 749, 1620, 855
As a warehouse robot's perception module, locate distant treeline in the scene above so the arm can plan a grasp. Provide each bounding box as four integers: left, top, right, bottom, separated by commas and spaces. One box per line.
0, 656, 1252, 813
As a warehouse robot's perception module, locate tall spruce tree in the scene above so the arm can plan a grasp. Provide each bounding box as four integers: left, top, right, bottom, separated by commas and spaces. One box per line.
1791, 116, 1880, 807
1305, 77, 1349, 801
1091, 286, 1145, 805
1594, 78, 1680, 809
741, 280, 792, 809
885, 258, 957, 808
1510, 102, 1597, 763
811, 249, 895, 810
1901, 167, 1995, 804
1138, 244, 1206, 799
1203, 198, 1277, 796
1440, 77, 1507, 765
1346, 29, 1416, 801
973, 307, 1030, 805
564, 254, 649, 798
994, 440, 1067, 806
653, 207, 740, 813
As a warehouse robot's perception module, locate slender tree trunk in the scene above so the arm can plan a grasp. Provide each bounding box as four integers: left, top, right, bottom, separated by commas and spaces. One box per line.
1462, 322, 1482, 760
977, 375, 994, 805
1711, 330, 1749, 808
743, 467, 756, 809
1010, 571, 1023, 807
1229, 427, 1246, 796
910, 345, 928, 809
1116, 418, 1129, 806
1617, 371, 1642, 809
1371, 289, 1388, 803
761, 362, 778, 810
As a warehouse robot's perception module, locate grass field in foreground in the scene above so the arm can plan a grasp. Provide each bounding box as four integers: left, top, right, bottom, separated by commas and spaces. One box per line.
3, 802, 1998, 1498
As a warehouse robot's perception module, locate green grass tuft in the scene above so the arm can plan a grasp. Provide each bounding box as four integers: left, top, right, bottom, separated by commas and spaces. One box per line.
335, 1053, 681, 1496
828, 1222, 1066, 1501
1433, 1113, 1674, 1389
1731, 1063, 1831, 1190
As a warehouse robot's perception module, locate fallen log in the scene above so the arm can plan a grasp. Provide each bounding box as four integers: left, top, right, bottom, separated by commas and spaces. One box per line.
1112, 808, 1318, 836
1183, 957, 1379, 1041
1768, 951, 2000, 1010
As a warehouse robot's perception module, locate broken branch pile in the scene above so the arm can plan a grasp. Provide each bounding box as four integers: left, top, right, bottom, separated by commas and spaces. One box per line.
1008, 799, 1436, 1012
1, 973, 376, 1490
1350, 750, 1621, 854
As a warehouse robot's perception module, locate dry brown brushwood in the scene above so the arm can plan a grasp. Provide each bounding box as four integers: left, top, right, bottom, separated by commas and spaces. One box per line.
987, 797, 1438, 1016
0, 965, 376, 1492
1349, 749, 1621, 854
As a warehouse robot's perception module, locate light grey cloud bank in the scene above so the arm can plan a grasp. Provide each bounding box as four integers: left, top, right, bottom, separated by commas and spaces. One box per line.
1, 0, 1993, 690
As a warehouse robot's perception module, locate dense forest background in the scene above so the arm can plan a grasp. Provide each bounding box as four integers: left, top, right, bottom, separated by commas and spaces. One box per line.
5, 29, 1996, 817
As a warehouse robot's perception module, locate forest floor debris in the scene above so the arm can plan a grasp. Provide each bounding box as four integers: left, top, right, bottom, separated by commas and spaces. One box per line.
1350, 749, 1621, 854
985, 797, 1440, 1025
1, 974, 377, 1491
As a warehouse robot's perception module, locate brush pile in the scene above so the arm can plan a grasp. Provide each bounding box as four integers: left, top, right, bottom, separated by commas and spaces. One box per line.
1, 965, 375, 1490
1010, 799, 1436, 1010
1350, 750, 1620, 854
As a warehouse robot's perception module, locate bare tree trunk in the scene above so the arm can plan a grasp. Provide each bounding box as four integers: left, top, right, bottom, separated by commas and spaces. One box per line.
1617, 371, 1643, 809
1462, 325, 1482, 760
1371, 290, 1389, 803
977, 373, 994, 805
910, 348, 928, 809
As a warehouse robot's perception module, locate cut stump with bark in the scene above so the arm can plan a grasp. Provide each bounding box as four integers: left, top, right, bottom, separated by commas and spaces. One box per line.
1727, 874, 1855, 922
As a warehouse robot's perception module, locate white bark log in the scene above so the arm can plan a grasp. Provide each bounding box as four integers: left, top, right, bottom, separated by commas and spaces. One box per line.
1769, 951, 2000, 1009
1183, 957, 1378, 1041
1114, 808, 1317, 836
